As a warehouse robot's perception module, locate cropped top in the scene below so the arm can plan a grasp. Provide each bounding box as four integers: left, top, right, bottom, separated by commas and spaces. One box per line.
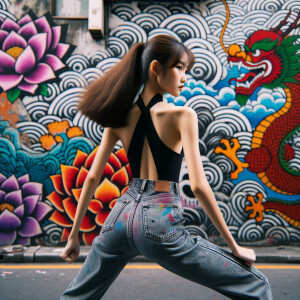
127, 93, 184, 183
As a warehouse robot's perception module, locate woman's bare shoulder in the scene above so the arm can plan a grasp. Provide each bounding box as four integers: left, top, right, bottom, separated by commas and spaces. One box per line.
122, 101, 196, 130
156, 101, 194, 114
153, 103, 196, 134
158, 102, 196, 120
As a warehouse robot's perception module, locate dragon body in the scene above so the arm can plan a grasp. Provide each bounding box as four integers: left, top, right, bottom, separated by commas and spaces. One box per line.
246, 78, 300, 195
221, 11, 300, 228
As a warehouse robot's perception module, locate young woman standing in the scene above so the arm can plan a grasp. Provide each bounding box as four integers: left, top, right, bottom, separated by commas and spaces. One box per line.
60, 35, 273, 300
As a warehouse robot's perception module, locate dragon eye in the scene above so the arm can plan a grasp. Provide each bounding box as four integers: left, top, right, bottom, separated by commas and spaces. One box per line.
252, 49, 261, 57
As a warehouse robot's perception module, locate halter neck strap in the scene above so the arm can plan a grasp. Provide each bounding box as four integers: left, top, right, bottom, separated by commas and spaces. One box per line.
137, 93, 163, 112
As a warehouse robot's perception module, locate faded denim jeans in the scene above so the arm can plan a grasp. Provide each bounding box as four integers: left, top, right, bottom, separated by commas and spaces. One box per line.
61, 178, 273, 300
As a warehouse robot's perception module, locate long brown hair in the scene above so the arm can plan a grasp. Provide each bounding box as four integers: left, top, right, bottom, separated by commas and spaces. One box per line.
77, 35, 194, 128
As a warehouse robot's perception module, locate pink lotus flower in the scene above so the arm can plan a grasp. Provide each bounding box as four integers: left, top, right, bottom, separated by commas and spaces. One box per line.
0, 11, 71, 102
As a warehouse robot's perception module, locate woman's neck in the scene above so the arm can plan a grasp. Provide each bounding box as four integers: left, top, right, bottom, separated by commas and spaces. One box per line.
140, 78, 164, 106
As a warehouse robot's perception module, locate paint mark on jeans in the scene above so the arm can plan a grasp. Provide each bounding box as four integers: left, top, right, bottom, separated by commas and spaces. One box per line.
124, 212, 128, 220
117, 221, 122, 229
133, 222, 139, 243
225, 262, 228, 268
154, 198, 171, 204
162, 207, 171, 216
168, 213, 175, 222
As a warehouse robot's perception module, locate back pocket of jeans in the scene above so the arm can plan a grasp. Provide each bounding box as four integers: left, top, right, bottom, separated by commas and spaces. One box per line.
101, 200, 130, 233
142, 203, 182, 242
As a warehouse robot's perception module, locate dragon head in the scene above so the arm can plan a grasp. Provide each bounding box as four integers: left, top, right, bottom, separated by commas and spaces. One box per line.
228, 11, 300, 105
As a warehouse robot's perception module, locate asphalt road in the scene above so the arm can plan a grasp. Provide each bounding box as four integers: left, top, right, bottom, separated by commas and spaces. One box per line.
0, 263, 299, 300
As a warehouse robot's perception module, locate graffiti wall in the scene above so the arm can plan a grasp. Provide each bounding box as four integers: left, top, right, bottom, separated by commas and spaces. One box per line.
0, 0, 299, 247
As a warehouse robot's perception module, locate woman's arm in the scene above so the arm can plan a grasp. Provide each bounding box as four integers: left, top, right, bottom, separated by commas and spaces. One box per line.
69, 127, 119, 239
178, 108, 255, 265
61, 127, 119, 263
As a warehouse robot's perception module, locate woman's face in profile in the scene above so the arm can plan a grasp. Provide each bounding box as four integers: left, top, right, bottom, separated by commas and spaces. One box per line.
157, 52, 189, 97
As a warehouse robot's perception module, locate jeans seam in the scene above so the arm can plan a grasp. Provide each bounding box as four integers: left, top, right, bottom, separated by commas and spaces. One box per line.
127, 201, 139, 253
141, 194, 181, 201
197, 241, 269, 284
127, 179, 147, 254
126, 190, 137, 199
102, 200, 130, 233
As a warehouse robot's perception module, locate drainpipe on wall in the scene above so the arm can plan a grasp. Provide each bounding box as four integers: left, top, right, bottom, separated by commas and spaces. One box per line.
88, 0, 105, 42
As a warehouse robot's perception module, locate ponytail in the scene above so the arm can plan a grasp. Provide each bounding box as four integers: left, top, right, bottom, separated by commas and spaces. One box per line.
77, 42, 144, 128
78, 35, 194, 128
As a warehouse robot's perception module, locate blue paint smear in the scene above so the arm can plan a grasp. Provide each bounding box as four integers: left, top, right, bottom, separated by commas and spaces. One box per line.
116, 222, 122, 229
162, 207, 171, 216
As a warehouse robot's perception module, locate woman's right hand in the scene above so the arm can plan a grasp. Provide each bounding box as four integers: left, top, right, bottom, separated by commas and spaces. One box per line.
60, 237, 80, 264
231, 244, 256, 267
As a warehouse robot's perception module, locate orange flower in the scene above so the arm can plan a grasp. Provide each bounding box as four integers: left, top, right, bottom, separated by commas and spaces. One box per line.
48, 146, 132, 245
40, 134, 56, 150
39, 120, 84, 150
67, 127, 83, 138
48, 120, 69, 135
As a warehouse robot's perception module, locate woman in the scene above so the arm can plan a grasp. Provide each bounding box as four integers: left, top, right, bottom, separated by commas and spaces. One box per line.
60, 35, 273, 299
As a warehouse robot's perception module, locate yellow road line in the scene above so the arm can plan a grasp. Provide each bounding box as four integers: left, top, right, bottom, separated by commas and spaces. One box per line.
0, 265, 82, 269
254, 265, 300, 269
126, 265, 162, 269
0, 264, 299, 270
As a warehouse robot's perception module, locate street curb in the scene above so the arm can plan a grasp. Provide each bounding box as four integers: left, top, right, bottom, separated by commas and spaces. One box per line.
1, 246, 300, 264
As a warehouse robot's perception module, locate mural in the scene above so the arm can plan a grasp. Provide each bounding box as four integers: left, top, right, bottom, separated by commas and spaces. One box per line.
0, 0, 299, 247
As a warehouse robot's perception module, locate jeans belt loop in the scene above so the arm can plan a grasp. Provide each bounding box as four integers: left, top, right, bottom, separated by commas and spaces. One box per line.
175, 182, 179, 195
135, 179, 147, 202
141, 179, 147, 192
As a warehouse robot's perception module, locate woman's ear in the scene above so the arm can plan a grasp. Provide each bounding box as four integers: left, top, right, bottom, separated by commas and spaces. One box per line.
149, 60, 160, 76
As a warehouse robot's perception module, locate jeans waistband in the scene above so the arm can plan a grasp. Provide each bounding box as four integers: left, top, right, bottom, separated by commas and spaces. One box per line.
129, 178, 180, 196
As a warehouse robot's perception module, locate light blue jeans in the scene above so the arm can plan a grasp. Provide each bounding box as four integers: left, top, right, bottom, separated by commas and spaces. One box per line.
61, 178, 273, 300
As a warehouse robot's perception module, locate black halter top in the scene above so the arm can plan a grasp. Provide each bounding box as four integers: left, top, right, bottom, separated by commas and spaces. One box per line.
127, 93, 184, 183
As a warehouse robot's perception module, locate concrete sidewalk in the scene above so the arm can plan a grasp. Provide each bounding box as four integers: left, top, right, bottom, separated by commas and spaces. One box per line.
0, 245, 299, 264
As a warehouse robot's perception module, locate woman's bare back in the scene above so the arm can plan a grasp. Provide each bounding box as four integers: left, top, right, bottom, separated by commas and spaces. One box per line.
112, 100, 183, 180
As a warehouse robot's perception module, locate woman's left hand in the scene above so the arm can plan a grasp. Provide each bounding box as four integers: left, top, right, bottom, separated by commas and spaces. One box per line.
60, 237, 80, 264
231, 244, 256, 267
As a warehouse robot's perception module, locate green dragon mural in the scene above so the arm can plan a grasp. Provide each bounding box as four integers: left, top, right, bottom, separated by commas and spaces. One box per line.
218, 10, 300, 229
